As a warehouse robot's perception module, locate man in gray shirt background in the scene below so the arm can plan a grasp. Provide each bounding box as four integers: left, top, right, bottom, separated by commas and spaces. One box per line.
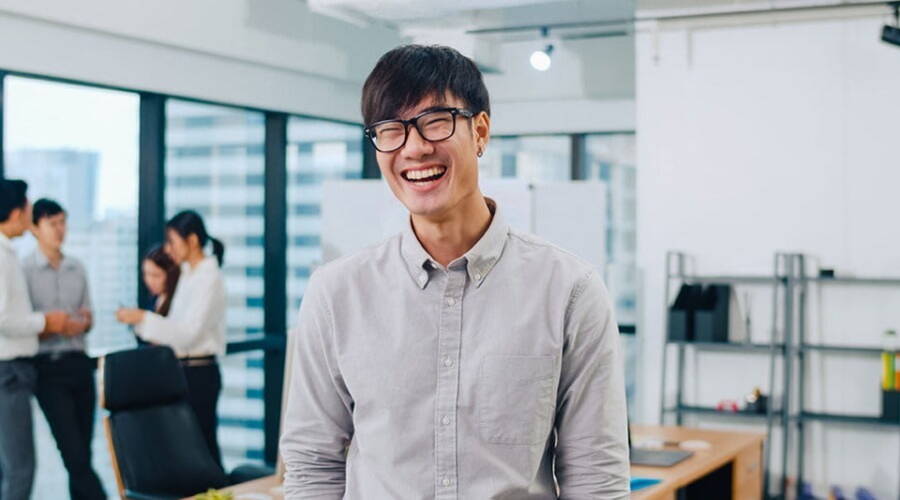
280, 45, 629, 499
22, 198, 105, 500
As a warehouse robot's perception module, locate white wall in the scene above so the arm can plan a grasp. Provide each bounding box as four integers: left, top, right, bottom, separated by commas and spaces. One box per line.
636, 12, 900, 498
0, 0, 403, 122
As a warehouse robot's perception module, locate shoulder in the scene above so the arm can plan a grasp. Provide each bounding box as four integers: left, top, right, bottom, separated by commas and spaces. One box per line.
20, 251, 39, 269
505, 228, 606, 307
64, 255, 88, 274
308, 233, 401, 293
507, 228, 596, 280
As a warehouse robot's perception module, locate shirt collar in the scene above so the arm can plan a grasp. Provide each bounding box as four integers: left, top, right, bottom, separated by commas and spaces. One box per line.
0, 233, 12, 253
400, 197, 509, 289
31, 249, 75, 270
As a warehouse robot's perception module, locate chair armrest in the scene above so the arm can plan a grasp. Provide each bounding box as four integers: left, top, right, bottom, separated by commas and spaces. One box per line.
124, 489, 181, 500
228, 464, 276, 485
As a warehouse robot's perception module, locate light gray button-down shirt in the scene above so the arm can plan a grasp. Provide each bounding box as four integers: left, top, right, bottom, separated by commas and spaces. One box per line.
281, 199, 629, 499
22, 250, 91, 354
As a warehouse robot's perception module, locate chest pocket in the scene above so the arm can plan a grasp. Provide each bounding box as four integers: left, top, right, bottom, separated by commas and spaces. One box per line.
478, 354, 557, 446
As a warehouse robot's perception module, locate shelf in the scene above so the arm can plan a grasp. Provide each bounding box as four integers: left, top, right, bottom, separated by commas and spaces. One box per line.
800, 344, 883, 355
799, 412, 900, 427
666, 405, 781, 420
671, 341, 785, 353
670, 274, 785, 285
808, 276, 900, 286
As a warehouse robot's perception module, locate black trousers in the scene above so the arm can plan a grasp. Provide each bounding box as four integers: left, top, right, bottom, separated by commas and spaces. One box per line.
33, 352, 106, 500
182, 362, 223, 468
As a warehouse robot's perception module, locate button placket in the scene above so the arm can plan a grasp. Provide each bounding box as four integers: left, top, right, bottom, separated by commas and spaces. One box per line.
434, 267, 465, 499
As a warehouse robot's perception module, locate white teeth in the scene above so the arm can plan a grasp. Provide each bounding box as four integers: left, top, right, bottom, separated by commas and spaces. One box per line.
405, 166, 446, 181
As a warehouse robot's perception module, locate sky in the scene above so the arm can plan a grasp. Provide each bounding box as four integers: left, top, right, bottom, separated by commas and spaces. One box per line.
3, 75, 139, 215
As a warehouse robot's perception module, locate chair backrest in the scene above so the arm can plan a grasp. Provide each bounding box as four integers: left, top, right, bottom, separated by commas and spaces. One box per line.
101, 346, 228, 498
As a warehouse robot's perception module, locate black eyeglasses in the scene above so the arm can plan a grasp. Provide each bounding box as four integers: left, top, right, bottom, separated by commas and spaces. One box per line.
364, 107, 475, 153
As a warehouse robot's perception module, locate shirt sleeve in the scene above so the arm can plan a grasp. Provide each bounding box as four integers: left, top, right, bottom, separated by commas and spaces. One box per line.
554, 269, 630, 499
77, 260, 93, 332
280, 271, 354, 499
0, 258, 46, 337
136, 269, 223, 353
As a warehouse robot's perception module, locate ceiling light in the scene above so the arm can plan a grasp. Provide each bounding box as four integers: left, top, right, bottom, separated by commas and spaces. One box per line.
530, 44, 554, 71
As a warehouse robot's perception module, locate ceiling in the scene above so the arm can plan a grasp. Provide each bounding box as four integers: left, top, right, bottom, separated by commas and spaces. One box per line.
305, 0, 635, 40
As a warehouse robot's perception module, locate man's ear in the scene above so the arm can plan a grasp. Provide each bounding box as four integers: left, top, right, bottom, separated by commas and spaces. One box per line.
474, 111, 491, 150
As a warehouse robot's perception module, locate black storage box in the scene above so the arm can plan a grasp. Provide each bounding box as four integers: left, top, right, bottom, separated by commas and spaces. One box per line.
668, 284, 703, 342
883, 390, 900, 422
694, 284, 732, 343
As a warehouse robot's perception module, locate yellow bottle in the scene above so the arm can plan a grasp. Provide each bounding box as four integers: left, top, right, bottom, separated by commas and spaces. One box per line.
895, 352, 900, 390
884, 330, 897, 391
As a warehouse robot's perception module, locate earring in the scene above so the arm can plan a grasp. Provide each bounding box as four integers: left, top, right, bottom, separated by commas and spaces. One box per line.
477, 146, 484, 158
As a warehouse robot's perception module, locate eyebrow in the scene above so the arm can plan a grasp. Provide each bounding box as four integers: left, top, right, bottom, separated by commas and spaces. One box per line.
394, 103, 450, 121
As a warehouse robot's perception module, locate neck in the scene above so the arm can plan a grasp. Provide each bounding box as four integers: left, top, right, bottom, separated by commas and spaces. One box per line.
39, 242, 63, 267
411, 193, 492, 267
187, 251, 205, 269
0, 224, 18, 239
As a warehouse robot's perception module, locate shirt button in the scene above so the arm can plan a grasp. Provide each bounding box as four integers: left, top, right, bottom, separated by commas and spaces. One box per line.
441, 415, 451, 425
442, 478, 451, 487
474, 272, 482, 281
442, 357, 453, 367
418, 274, 427, 285
446, 297, 456, 306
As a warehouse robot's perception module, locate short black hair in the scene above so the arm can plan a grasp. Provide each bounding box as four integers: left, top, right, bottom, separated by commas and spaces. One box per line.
32, 198, 66, 225
0, 179, 28, 223
361, 44, 490, 126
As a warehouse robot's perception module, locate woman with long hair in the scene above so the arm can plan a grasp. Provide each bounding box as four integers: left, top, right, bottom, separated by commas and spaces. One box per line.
117, 210, 226, 466
141, 244, 180, 317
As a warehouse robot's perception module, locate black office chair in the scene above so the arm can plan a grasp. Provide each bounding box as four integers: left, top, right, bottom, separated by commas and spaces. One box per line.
101, 346, 270, 500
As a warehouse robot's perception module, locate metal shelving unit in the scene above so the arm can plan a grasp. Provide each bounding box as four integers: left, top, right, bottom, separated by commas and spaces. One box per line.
793, 258, 900, 498
660, 251, 796, 500
799, 412, 900, 427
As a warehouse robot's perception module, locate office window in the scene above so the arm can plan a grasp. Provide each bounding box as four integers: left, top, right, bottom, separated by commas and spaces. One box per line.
286, 117, 363, 323
3, 75, 139, 498
584, 133, 638, 416
584, 133, 637, 324
165, 99, 266, 468
480, 135, 571, 182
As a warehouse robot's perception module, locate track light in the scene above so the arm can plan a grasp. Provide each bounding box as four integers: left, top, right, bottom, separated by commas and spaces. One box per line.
530, 44, 554, 71
530, 27, 553, 71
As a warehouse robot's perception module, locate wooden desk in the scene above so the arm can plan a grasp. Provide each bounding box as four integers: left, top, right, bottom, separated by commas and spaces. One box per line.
631, 425, 764, 500
187, 426, 762, 499
185, 476, 282, 499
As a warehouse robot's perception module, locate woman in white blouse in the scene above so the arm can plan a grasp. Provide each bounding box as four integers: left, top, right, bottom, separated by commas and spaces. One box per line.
117, 210, 226, 466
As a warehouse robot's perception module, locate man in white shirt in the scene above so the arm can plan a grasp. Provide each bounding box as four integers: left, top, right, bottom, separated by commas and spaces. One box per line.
0, 179, 71, 500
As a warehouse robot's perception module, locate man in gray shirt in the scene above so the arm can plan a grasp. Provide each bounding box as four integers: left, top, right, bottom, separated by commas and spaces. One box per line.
22, 199, 104, 500
280, 45, 629, 499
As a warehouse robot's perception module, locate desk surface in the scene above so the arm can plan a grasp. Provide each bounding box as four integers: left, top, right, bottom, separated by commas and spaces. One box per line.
191, 426, 762, 500
631, 425, 765, 500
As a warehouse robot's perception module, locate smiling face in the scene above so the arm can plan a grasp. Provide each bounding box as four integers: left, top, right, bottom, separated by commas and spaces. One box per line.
164, 229, 192, 265
142, 259, 167, 296
33, 211, 67, 251
376, 94, 490, 220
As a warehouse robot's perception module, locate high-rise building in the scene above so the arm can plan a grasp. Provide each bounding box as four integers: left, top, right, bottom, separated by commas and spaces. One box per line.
6, 149, 99, 229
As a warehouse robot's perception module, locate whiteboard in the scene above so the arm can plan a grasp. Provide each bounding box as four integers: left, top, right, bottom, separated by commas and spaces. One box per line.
321, 179, 606, 268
